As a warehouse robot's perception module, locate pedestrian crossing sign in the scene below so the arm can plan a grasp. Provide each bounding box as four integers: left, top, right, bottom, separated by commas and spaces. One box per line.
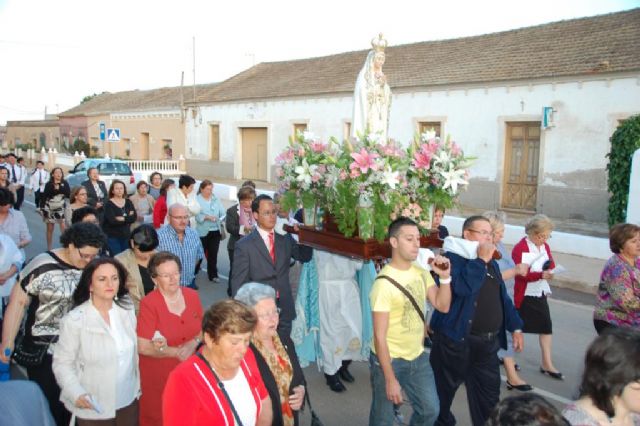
106, 128, 120, 142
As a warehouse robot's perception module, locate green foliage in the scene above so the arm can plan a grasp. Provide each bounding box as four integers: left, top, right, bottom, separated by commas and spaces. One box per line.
606, 115, 640, 226
327, 179, 358, 238
81, 93, 99, 104
90, 145, 100, 157
72, 138, 90, 157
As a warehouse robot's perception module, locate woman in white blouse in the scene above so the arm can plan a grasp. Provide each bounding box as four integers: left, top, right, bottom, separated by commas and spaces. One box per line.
166, 174, 200, 228
53, 258, 140, 425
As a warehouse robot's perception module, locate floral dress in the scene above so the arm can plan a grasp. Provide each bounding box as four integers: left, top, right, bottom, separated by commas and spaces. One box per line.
593, 254, 640, 328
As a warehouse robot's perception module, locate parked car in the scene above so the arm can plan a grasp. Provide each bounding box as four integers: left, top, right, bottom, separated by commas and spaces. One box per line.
66, 159, 136, 194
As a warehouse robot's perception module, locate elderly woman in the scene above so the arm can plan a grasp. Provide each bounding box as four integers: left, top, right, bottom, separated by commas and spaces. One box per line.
0, 223, 106, 426
129, 181, 155, 227
148, 172, 163, 200
225, 185, 256, 296
64, 186, 89, 227
562, 328, 640, 425
136, 251, 203, 426
152, 179, 175, 229
512, 214, 563, 380
53, 258, 139, 425
593, 223, 640, 334
163, 299, 273, 426
484, 211, 530, 391
166, 174, 200, 228
235, 283, 305, 426
115, 224, 159, 312
196, 179, 226, 283
0, 187, 31, 257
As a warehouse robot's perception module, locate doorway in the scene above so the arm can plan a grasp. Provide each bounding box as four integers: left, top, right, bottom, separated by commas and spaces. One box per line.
501, 122, 541, 211
241, 128, 267, 181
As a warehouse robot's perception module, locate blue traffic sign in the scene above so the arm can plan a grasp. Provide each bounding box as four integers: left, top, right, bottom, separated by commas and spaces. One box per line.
106, 128, 120, 142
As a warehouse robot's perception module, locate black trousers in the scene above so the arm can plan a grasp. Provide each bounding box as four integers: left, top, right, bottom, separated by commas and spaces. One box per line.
227, 248, 235, 296
14, 186, 24, 210
34, 190, 42, 209
200, 230, 221, 280
27, 354, 72, 426
430, 331, 501, 426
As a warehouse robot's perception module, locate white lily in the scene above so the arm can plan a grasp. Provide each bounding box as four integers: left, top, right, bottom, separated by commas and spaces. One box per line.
295, 159, 318, 187
381, 165, 399, 189
440, 165, 468, 194
433, 150, 451, 166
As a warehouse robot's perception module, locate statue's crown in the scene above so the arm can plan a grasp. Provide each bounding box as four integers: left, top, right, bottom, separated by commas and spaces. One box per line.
371, 33, 387, 53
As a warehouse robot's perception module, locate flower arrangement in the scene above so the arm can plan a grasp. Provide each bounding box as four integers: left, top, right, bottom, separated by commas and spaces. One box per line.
403, 130, 473, 230
275, 129, 474, 241
275, 131, 333, 216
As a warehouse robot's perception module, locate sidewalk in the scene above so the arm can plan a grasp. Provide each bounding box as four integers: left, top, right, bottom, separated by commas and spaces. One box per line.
204, 177, 606, 295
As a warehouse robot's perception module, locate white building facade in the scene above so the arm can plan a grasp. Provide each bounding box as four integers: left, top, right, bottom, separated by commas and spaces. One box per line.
184, 9, 640, 222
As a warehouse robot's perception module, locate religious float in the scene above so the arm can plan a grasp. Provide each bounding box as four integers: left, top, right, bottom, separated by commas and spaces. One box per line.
276, 34, 474, 260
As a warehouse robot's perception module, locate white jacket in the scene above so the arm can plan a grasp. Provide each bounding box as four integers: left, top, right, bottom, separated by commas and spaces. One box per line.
52, 300, 140, 420
166, 187, 201, 228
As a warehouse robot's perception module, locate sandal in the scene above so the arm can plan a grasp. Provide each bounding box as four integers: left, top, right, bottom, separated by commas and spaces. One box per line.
540, 367, 564, 380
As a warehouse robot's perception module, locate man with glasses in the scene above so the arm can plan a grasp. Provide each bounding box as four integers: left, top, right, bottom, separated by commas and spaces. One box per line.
230, 194, 312, 336
157, 203, 204, 289
430, 215, 524, 426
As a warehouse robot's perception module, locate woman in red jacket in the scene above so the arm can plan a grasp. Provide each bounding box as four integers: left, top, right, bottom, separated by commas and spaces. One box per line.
512, 214, 563, 380
152, 179, 175, 229
163, 299, 272, 426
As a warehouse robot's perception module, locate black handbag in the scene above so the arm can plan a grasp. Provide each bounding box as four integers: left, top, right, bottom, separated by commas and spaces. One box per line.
12, 335, 54, 368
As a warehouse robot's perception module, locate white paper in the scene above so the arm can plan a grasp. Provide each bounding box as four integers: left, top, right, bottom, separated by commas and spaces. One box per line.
87, 395, 103, 414
550, 265, 567, 275
152, 330, 165, 341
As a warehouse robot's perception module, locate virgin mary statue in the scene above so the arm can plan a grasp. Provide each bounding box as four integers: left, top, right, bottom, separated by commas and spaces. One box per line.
351, 34, 392, 141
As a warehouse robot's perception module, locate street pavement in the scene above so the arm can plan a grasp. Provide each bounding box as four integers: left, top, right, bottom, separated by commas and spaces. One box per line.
17, 197, 599, 426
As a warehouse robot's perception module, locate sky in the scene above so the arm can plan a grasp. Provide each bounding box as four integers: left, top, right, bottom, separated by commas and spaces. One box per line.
0, 0, 638, 125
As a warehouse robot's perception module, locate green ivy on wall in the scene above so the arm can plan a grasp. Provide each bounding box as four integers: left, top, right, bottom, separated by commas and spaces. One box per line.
606, 114, 640, 226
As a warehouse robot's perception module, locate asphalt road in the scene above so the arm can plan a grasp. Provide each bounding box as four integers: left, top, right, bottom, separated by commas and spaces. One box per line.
17, 197, 597, 426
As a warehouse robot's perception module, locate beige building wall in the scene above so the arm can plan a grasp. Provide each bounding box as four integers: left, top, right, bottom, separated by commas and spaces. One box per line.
4, 120, 60, 150
86, 111, 184, 160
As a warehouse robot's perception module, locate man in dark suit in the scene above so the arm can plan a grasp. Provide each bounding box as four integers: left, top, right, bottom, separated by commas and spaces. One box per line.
231, 194, 312, 336
81, 167, 107, 221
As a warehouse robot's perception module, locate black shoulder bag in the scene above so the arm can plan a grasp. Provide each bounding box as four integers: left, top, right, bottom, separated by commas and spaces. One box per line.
196, 352, 244, 426
377, 275, 425, 323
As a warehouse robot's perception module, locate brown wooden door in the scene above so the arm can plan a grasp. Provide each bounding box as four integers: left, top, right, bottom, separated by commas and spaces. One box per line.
241, 128, 267, 181
210, 125, 220, 161
502, 123, 541, 211
140, 132, 149, 160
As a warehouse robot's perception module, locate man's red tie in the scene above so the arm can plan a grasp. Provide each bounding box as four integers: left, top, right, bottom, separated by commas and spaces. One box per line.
269, 232, 276, 263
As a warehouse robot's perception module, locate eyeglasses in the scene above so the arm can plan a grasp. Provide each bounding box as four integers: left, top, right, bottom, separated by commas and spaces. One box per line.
537, 233, 552, 240
77, 248, 98, 262
467, 229, 493, 237
258, 210, 277, 217
169, 215, 189, 220
156, 272, 181, 280
256, 308, 281, 320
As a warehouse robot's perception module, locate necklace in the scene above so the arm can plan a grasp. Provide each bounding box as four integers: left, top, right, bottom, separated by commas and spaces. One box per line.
162, 290, 182, 304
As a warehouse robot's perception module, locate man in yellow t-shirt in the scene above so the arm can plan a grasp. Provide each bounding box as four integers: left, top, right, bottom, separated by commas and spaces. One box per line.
369, 217, 452, 426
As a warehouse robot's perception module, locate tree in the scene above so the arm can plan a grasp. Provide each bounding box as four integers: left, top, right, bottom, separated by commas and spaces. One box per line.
606, 114, 640, 226
81, 93, 100, 104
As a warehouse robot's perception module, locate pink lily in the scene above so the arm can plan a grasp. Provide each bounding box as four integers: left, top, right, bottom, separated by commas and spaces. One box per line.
350, 148, 379, 174
413, 150, 432, 170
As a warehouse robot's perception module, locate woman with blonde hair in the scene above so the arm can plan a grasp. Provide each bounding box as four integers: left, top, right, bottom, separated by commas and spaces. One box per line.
512, 214, 563, 380
483, 211, 531, 391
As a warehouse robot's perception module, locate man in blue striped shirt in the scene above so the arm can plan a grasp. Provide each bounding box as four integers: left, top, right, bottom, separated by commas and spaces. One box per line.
157, 204, 204, 288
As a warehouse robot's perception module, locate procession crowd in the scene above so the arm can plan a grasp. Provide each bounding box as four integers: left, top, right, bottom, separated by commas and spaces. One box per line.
0, 157, 637, 426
